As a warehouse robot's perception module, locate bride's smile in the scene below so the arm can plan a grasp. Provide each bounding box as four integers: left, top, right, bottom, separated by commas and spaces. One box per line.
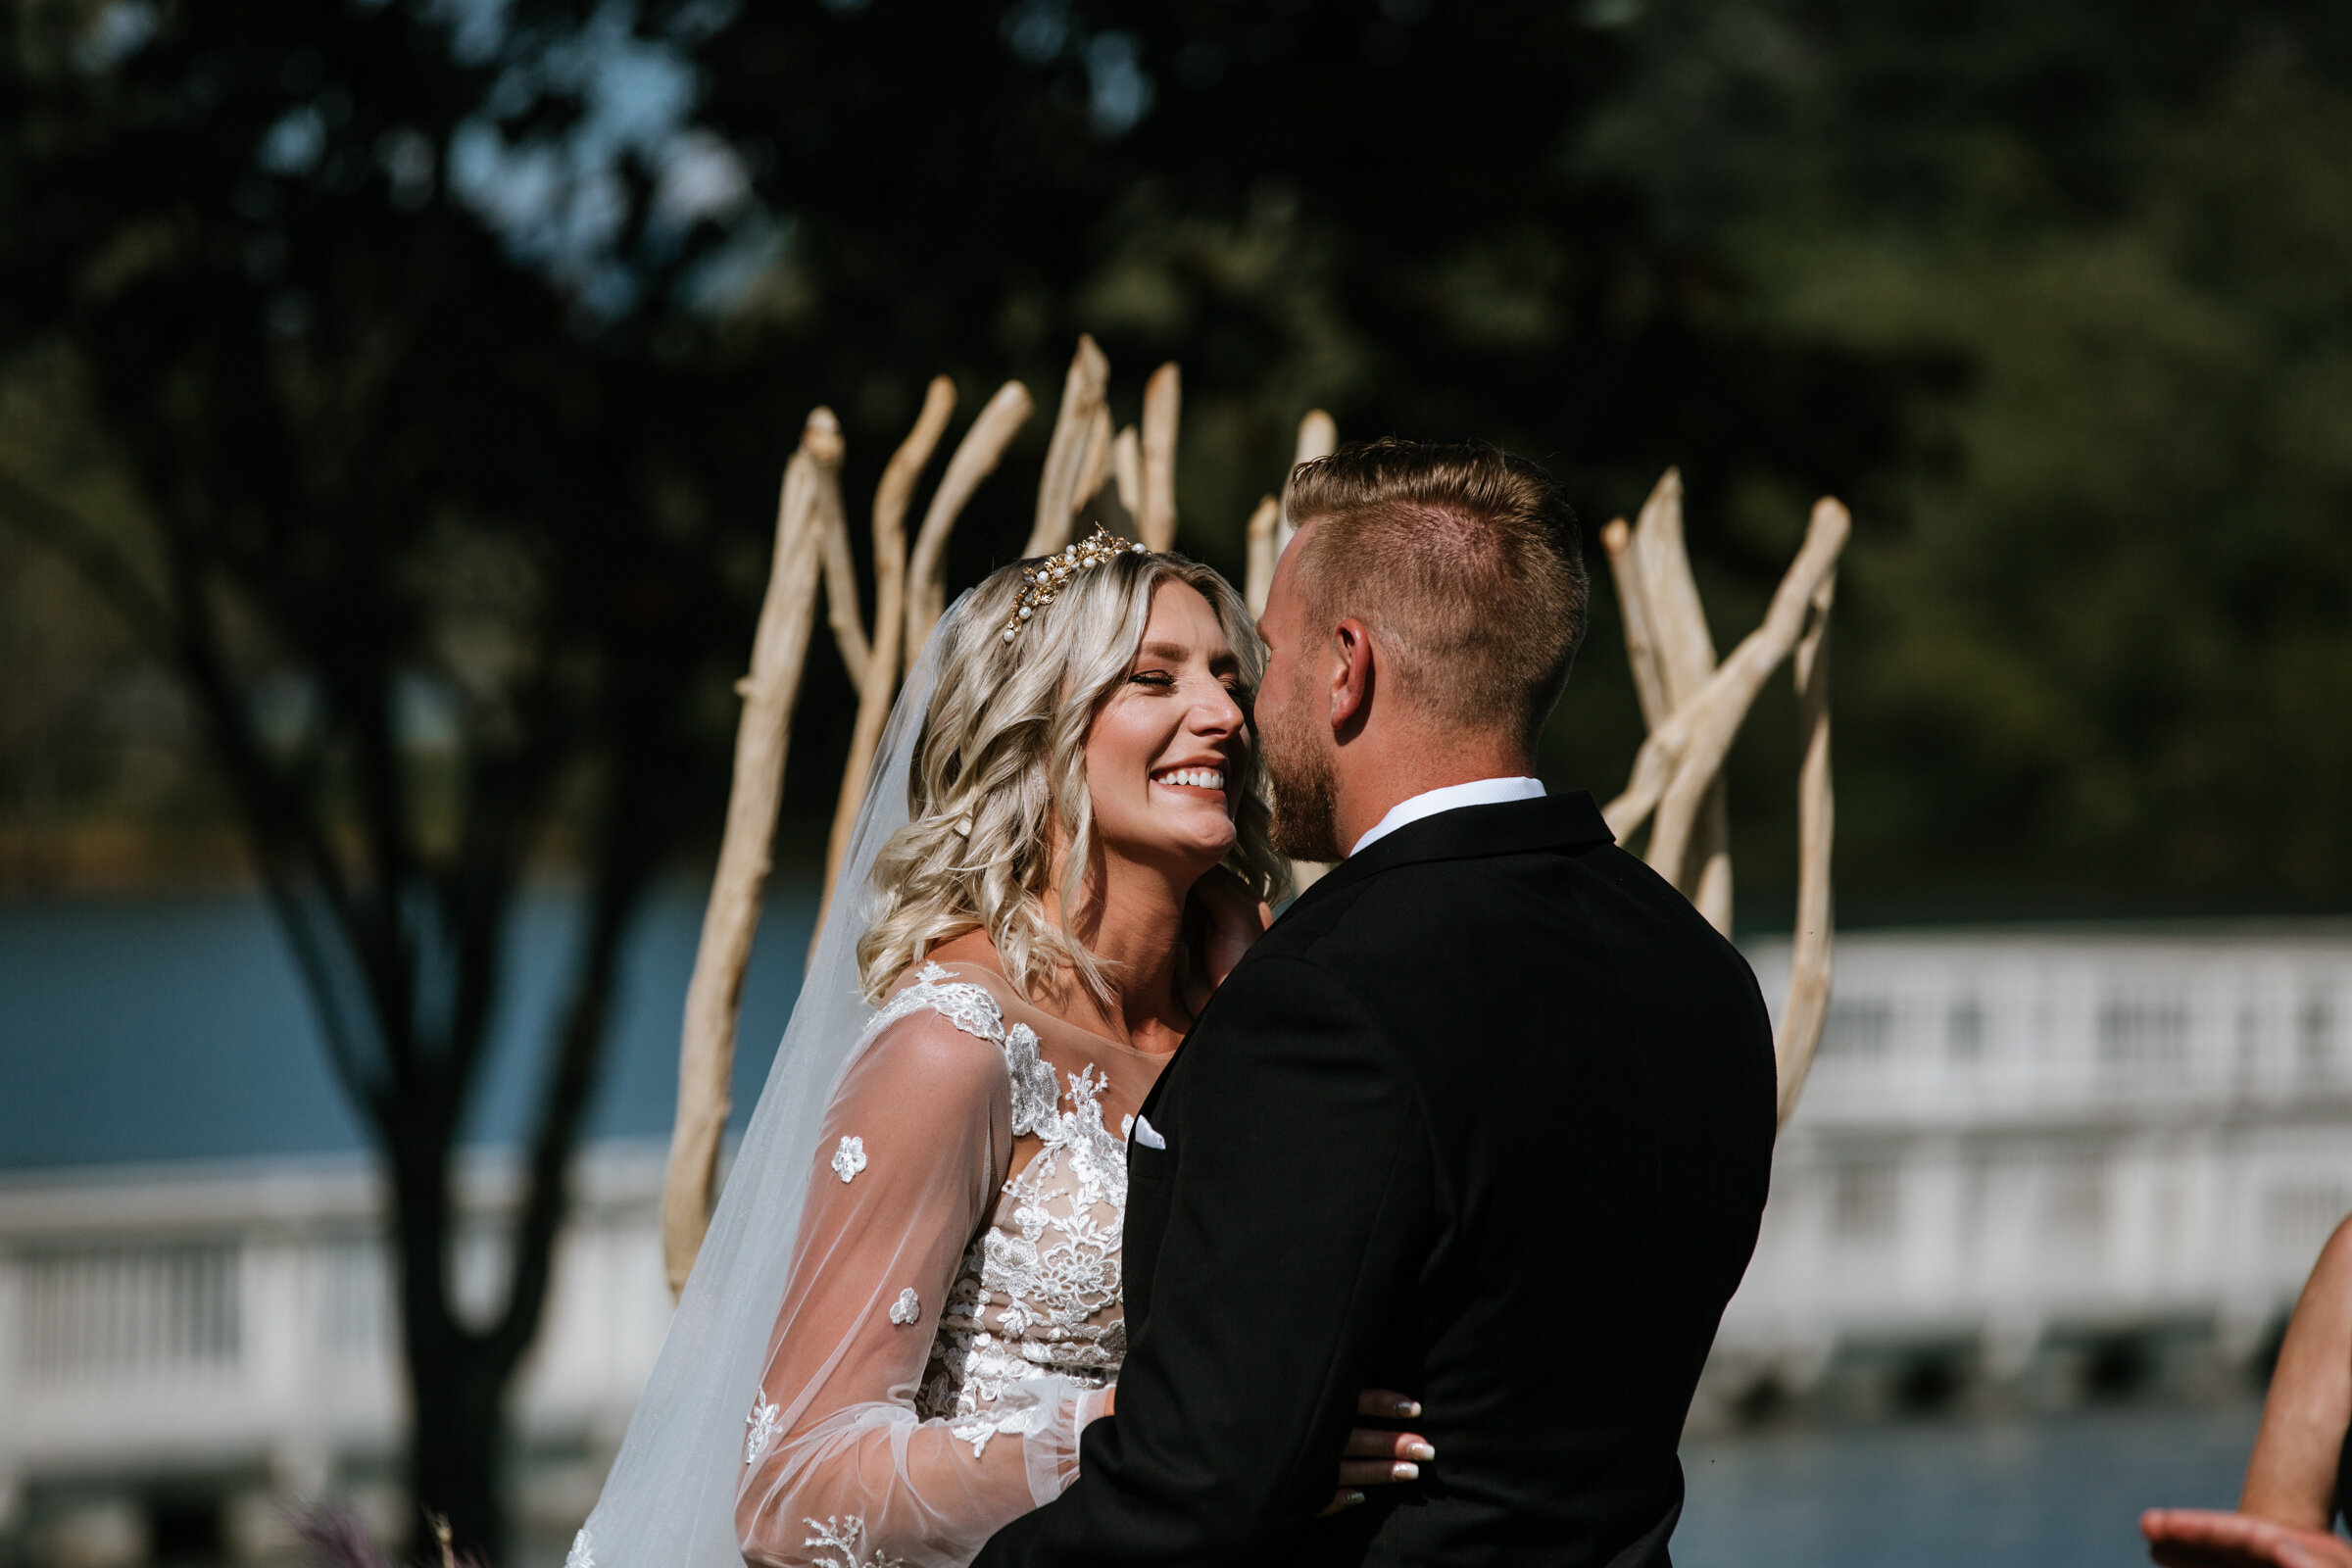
1084, 580, 1251, 875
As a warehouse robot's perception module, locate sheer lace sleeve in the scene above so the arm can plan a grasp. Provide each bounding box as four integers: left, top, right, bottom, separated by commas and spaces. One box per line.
735, 996, 1107, 1568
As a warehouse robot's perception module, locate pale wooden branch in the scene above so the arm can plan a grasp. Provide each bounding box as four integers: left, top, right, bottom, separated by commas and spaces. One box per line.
1139, 363, 1180, 551
817, 455, 868, 692
1632, 468, 1715, 707
1604, 496, 1850, 858
660, 408, 839, 1300
1244, 494, 1281, 617
1642, 499, 1848, 885
813, 376, 956, 956
1025, 335, 1108, 557
1624, 468, 1733, 924
1276, 408, 1338, 558
1075, 403, 1113, 522
1112, 424, 1142, 519
1604, 506, 1730, 927
1689, 783, 1734, 933
907, 379, 1033, 662
1776, 568, 1838, 1125
1600, 516, 1670, 729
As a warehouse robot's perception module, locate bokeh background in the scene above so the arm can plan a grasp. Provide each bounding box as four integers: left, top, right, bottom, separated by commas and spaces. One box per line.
3, 1, 2350, 1566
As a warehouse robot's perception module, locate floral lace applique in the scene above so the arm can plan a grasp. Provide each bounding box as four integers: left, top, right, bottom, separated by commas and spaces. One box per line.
916, 1056, 1128, 1437
947, 1386, 1054, 1458
802, 1516, 904, 1568
866, 965, 1134, 1484
887, 1288, 921, 1326
859, 964, 1055, 1135
745, 1389, 782, 1464
990, 1062, 1129, 1332
564, 1531, 593, 1568
830, 1135, 867, 1183
1000, 1023, 1056, 1137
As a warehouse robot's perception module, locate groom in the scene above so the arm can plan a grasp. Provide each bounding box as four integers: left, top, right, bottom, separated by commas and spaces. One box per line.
976, 440, 1777, 1567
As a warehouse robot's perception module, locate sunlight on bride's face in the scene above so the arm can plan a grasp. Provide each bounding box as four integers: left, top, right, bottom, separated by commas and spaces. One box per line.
1084, 581, 1251, 877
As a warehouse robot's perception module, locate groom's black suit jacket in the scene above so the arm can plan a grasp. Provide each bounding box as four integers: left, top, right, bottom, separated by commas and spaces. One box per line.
975, 792, 1777, 1568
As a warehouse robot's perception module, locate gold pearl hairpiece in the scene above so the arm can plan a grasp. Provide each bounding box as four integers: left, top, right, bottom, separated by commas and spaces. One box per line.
1000, 525, 1149, 644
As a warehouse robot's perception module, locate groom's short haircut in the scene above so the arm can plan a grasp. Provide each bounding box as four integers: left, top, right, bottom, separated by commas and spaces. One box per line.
1285, 439, 1587, 749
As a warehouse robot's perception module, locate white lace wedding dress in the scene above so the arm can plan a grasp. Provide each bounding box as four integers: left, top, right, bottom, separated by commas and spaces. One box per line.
735, 959, 1170, 1568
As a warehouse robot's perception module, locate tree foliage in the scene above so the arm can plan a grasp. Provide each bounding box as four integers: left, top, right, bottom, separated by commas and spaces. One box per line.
1579, 0, 2352, 910
1, 0, 756, 1555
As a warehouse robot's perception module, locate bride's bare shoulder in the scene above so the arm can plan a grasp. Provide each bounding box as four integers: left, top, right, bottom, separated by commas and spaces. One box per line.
917, 926, 1004, 979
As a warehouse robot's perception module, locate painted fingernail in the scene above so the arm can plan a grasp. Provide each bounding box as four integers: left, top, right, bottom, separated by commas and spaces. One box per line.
1406, 1442, 1436, 1461
1392, 1462, 1419, 1481
1341, 1491, 1367, 1509
1393, 1398, 1421, 1417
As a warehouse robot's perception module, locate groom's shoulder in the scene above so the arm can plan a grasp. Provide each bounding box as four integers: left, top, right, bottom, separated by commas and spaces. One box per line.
1250, 847, 1517, 980
1254, 804, 1759, 1003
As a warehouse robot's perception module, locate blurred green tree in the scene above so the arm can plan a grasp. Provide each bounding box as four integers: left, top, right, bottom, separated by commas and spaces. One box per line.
0, 1, 763, 1556
1577, 0, 2352, 912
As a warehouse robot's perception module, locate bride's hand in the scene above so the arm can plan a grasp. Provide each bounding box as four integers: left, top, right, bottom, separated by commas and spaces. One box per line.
1094, 1387, 1430, 1518
1319, 1390, 1433, 1516
1188, 866, 1271, 991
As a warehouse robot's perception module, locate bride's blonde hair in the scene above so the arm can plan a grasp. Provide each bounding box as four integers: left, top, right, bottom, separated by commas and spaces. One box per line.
857, 548, 1290, 1004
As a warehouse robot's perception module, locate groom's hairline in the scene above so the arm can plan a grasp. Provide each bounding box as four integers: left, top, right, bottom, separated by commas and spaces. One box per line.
1285, 441, 1586, 748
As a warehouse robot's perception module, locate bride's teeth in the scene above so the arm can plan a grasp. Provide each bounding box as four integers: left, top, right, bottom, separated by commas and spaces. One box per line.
1156, 767, 1225, 790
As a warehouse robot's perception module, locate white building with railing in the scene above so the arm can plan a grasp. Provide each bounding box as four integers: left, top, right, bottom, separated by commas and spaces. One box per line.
1714, 923, 2352, 1417
4, 922, 2350, 1564
0, 1150, 671, 1568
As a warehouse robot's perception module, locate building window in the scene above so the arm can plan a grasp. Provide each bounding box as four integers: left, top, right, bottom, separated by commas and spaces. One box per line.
18, 1242, 241, 1380
1823, 999, 1894, 1059
2302, 994, 2336, 1077
2045, 1160, 2109, 1248
1831, 1164, 1899, 1243
2266, 1185, 2352, 1258
1947, 996, 1985, 1059
320, 1236, 390, 1354
2097, 997, 2188, 1064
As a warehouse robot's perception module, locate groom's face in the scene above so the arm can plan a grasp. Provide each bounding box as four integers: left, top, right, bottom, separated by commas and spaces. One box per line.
1255, 531, 1345, 863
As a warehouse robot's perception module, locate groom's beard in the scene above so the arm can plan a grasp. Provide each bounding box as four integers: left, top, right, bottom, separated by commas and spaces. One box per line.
1261, 693, 1345, 864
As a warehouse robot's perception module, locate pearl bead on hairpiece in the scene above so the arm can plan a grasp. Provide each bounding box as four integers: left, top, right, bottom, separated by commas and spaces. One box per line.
1000, 525, 1149, 644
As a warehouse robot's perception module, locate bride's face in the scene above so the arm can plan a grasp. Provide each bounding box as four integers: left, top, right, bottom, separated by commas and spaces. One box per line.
1084, 581, 1251, 878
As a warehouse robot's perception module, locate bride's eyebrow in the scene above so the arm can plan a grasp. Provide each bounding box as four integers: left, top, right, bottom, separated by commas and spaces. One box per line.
1134, 641, 1193, 662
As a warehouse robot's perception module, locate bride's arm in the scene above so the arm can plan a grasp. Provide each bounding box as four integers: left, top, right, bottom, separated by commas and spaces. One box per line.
736, 1010, 1106, 1568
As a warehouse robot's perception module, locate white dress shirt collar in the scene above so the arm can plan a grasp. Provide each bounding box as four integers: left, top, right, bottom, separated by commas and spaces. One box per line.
1348, 776, 1546, 858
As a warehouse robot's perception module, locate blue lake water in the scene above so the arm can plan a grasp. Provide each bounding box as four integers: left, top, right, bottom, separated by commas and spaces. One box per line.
1675, 1401, 2262, 1568
0, 891, 2289, 1566
0, 881, 815, 1167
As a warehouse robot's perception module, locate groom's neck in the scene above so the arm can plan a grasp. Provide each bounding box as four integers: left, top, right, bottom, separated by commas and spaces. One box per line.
1331, 722, 1535, 856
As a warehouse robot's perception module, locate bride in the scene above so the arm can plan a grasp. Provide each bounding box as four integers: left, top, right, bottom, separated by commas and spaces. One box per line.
577, 530, 1425, 1568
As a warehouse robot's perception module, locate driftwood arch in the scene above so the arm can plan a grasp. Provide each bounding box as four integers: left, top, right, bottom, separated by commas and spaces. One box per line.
658, 343, 1844, 1297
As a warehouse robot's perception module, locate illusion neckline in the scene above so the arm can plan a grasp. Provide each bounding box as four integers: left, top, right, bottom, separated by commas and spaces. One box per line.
919, 959, 1183, 1060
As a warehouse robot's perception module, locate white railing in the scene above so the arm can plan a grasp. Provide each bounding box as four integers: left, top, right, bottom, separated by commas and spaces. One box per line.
17, 1241, 241, 1381
1718, 926, 2352, 1400
0, 1147, 673, 1548
5, 925, 2349, 1542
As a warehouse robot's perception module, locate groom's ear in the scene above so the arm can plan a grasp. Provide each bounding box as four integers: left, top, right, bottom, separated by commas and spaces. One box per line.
1330, 617, 1374, 736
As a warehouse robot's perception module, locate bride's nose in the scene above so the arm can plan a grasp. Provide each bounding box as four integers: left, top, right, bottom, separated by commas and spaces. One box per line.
1189, 682, 1246, 737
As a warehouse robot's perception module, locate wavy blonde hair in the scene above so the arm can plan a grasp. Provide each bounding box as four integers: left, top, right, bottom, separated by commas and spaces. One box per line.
857, 549, 1289, 1004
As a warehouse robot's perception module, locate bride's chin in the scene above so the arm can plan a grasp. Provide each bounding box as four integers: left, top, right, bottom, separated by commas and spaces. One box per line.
1105, 830, 1233, 879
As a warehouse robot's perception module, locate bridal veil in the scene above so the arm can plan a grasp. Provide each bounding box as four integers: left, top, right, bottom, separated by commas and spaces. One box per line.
572, 598, 960, 1568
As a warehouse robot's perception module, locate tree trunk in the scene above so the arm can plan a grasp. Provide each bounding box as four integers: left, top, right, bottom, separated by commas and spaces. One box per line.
407, 1339, 511, 1565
